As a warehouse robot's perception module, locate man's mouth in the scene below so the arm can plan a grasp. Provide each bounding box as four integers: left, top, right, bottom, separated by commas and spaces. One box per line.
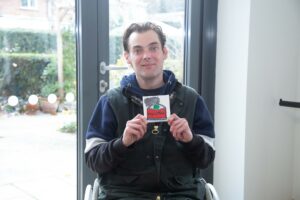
142, 63, 155, 67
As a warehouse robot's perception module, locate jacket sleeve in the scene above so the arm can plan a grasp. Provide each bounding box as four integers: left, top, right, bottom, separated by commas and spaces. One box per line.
84, 95, 131, 174
182, 96, 215, 169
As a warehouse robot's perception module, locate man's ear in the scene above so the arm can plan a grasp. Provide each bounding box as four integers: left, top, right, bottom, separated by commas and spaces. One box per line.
162, 47, 168, 60
123, 51, 131, 64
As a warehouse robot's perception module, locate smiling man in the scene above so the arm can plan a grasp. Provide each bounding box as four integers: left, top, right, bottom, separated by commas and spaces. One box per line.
123, 28, 167, 90
85, 22, 215, 200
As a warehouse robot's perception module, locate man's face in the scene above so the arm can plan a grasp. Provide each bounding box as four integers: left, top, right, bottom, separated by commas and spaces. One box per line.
124, 30, 168, 82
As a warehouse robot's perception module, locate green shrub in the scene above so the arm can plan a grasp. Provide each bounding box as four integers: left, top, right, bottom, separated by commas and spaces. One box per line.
62, 29, 76, 95
59, 121, 77, 133
0, 29, 76, 105
0, 29, 56, 53
40, 58, 59, 97
0, 53, 55, 98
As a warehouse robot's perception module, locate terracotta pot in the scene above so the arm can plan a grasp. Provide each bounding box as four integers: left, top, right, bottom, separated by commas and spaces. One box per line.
39, 98, 59, 115
25, 103, 40, 115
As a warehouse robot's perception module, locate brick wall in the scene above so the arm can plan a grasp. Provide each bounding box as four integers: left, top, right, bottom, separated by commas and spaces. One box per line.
0, 0, 48, 19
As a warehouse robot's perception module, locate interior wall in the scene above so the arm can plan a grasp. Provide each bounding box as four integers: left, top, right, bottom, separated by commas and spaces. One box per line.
294, 123, 300, 200
214, 1, 251, 199
215, 0, 300, 199
293, 44, 300, 200
245, 0, 300, 199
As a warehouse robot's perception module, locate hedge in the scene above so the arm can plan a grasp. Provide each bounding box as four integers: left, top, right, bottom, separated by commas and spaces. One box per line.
0, 29, 56, 53
0, 53, 56, 99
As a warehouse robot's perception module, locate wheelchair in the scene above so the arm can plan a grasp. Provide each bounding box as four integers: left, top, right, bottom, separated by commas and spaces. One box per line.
84, 178, 220, 200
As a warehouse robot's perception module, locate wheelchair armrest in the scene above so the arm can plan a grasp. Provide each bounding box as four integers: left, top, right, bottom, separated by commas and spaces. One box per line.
92, 178, 100, 200
84, 178, 100, 200
205, 182, 220, 200
84, 184, 92, 200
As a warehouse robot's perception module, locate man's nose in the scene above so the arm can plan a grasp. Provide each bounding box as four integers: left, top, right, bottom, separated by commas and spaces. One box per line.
142, 49, 151, 59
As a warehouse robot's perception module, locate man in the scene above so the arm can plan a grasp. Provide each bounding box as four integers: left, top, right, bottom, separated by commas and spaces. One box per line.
85, 22, 215, 200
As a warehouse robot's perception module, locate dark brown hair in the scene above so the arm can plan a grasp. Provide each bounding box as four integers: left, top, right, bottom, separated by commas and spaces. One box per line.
122, 22, 166, 52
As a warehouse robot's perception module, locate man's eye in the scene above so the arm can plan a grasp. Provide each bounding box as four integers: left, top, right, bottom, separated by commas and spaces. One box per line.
149, 46, 158, 51
134, 49, 142, 54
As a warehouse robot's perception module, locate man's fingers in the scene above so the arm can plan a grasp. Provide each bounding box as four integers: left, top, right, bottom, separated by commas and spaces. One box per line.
169, 117, 184, 132
135, 114, 147, 124
168, 117, 192, 142
122, 114, 147, 146
129, 117, 147, 131
126, 122, 146, 138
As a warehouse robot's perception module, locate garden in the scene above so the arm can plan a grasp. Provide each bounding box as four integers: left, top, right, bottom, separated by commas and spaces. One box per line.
0, 28, 76, 133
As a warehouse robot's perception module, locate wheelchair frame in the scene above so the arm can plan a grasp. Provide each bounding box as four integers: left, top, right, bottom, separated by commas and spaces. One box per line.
84, 178, 220, 200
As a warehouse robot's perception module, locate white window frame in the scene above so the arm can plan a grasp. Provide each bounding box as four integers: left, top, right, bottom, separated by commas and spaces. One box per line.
20, 0, 37, 9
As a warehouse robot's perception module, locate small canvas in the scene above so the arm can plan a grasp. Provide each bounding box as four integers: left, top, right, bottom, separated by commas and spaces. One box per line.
142, 95, 170, 123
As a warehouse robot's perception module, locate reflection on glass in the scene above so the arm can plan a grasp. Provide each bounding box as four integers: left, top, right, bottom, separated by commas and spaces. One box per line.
7, 95, 19, 107
47, 93, 58, 104
65, 92, 75, 102
109, 0, 185, 88
28, 94, 39, 105
0, 0, 76, 199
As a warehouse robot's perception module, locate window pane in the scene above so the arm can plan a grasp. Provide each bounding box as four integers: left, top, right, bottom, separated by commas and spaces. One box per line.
0, 0, 76, 199
109, 0, 185, 88
29, 0, 36, 7
21, 0, 28, 7
20, 0, 36, 8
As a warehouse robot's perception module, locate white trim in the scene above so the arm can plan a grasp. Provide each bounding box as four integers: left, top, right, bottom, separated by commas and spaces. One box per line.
199, 134, 215, 151
84, 137, 107, 153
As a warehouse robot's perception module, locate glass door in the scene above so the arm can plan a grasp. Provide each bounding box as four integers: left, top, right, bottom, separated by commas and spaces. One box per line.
77, 1, 186, 199
108, 0, 185, 89
0, 0, 76, 199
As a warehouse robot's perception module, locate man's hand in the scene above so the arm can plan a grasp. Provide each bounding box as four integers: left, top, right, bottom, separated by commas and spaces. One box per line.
168, 113, 193, 143
122, 114, 147, 147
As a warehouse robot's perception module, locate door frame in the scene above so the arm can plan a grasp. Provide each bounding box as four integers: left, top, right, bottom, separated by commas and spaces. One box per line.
76, 0, 106, 199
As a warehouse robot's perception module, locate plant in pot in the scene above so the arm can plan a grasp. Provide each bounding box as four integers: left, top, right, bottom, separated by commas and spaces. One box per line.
39, 61, 60, 115
39, 83, 60, 115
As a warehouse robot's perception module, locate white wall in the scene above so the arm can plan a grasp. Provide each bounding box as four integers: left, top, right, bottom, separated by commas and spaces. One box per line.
293, 45, 300, 200
215, 0, 300, 199
245, 0, 300, 199
294, 123, 300, 200
214, 1, 251, 199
